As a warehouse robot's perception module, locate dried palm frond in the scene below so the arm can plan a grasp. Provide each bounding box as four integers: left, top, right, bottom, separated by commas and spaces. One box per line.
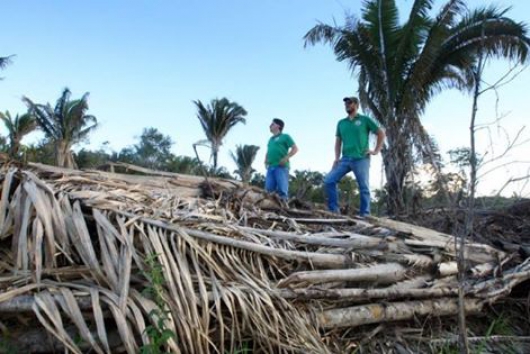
0, 162, 527, 353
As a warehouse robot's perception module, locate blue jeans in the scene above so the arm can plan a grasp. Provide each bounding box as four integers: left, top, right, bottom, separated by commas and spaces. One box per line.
265, 166, 289, 199
324, 157, 371, 216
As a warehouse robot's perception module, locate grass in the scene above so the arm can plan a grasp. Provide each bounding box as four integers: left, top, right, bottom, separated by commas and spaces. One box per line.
228, 341, 252, 354
0, 338, 17, 354
474, 313, 518, 354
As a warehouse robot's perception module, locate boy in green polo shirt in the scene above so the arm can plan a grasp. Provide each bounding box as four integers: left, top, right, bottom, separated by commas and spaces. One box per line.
324, 97, 385, 216
265, 118, 299, 199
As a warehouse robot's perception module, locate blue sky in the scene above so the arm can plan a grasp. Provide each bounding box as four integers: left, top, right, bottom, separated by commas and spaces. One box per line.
1, 0, 529, 196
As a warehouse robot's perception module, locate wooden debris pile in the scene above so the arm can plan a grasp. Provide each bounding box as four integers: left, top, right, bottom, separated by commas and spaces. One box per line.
0, 162, 529, 353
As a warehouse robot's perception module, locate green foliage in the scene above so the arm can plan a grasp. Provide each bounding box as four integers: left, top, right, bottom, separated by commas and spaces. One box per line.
20, 124, 211, 176
23, 88, 97, 168
486, 313, 513, 337
75, 143, 112, 169
166, 155, 204, 175
0, 54, 13, 78
134, 128, 174, 170
249, 172, 265, 187
448, 147, 483, 173
437, 343, 459, 354
337, 175, 360, 215
140, 253, 176, 354
24, 139, 55, 165
141, 312, 175, 354
23, 88, 97, 144
0, 110, 37, 160
117, 127, 175, 171
142, 253, 166, 305
0, 338, 17, 354
194, 97, 247, 168
231, 144, 260, 183
207, 165, 233, 179
228, 342, 252, 354
289, 170, 325, 202
305, 0, 530, 214
473, 313, 516, 354
0, 135, 8, 153
474, 195, 522, 210
371, 188, 388, 216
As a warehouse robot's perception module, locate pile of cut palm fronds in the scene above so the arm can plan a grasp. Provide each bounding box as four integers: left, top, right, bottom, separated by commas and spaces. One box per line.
0, 162, 529, 353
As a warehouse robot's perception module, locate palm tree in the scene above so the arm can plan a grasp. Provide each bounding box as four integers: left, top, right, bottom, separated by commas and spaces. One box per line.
0, 110, 37, 159
194, 98, 247, 169
23, 88, 98, 168
0, 55, 13, 78
305, 0, 530, 215
230, 144, 260, 183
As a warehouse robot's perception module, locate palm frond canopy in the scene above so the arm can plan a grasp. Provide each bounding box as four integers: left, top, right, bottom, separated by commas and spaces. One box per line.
0, 110, 37, 143
194, 97, 247, 168
23, 88, 98, 144
0, 54, 13, 72
194, 98, 247, 149
231, 144, 260, 168
304, 0, 530, 121
231, 144, 260, 182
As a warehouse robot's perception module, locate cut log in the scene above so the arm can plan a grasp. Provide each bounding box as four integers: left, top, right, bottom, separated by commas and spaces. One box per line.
279, 286, 458, 301
318, 298, 483, 329
278, 263, 407, 288
237, 225, 385, 249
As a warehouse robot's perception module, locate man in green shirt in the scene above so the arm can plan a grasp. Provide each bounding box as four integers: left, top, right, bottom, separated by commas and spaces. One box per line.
265, 118, 298, 199
324, 97, 385, 216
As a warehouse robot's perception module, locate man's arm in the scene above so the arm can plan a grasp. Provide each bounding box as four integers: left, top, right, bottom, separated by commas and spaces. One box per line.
367, 128, 386, 155
279, 144, 298, 166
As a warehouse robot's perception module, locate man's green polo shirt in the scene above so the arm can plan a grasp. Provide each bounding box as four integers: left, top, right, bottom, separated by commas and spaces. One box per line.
336, 114, 381, 159
266, 133, 295, 167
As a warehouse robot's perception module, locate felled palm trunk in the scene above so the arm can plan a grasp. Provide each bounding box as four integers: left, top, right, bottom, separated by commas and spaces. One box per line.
318, 298, 483, 329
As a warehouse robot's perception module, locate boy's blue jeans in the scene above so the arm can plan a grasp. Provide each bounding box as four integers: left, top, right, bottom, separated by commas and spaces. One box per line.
265, 166, 289, 199
324, 157, 371, 216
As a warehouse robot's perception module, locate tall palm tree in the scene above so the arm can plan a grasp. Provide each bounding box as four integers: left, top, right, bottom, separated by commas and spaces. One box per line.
305, 0, 530, 215
230, 144, 260, 183
23, 88, 98, 168
194, 98, 247, 169
0, 110, 37, 159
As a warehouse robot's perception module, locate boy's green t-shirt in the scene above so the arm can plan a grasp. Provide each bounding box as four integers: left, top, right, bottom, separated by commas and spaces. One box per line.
336, 114, 381, 159
266, 133, 295, 167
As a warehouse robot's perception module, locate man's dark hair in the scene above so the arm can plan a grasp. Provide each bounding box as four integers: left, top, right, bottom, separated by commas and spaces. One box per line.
272, 118, 285, 131
343, 96, 360, 105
